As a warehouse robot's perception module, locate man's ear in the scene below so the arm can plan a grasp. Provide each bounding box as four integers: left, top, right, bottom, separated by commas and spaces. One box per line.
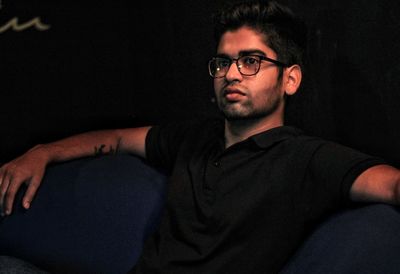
283, 65, 302, 96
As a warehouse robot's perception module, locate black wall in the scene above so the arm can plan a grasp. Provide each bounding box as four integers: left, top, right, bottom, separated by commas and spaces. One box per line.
1, 0, 399, 166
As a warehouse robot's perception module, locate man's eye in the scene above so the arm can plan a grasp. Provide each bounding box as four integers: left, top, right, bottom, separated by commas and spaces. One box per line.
218, 60, 231, 68
242, 56, 259, 65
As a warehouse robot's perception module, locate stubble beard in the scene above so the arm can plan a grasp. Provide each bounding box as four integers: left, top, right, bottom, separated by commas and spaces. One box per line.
218, 89, 283, 122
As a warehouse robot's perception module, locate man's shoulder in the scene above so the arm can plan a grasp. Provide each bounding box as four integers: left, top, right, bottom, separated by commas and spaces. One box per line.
273, 126, 340, 156
285, 128, 384, 166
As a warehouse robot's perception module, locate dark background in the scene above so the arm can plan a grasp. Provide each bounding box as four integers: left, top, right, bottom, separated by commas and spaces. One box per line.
1, 0, 399, 166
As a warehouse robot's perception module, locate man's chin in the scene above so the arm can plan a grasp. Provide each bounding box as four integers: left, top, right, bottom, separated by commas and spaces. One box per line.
218, 103, 266, 121
219, 106, 245, 120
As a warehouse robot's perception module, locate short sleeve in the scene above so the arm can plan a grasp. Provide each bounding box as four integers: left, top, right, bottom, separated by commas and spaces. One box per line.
308, 141, 386, 204
145, 122, 193, 173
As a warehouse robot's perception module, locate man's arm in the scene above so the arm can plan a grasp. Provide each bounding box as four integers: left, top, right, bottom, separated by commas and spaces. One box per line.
350, 164, 400, 204
0, 126, 151, 216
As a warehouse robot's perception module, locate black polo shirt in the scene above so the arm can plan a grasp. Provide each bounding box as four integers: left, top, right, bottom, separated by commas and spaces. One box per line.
132, 119, 384, 274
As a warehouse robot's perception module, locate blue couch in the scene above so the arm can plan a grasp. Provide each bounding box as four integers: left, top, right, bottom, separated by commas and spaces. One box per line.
0, 155, 399, 273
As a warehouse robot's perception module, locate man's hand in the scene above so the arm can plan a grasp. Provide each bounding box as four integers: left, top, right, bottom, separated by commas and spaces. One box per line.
0, 145, 50, 216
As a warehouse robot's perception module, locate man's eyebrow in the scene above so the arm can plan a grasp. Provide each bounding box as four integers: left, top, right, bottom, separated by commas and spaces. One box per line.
215, 49, 267, 58
239, 49, 267, 56
215, 53, 230, 58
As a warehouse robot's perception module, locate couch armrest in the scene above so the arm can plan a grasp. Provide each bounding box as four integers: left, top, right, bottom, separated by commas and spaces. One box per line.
0, 154, 167, 274
281, 204, 400, 274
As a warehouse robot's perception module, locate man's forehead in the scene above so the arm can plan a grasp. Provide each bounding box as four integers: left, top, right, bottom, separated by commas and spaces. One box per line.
217, 26, 273, 52
217, 32, 275, 58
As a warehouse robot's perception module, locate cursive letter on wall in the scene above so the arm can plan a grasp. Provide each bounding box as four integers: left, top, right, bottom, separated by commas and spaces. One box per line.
0, 17, 51, 33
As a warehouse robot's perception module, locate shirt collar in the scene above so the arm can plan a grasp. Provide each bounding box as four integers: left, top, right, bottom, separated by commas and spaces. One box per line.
249, 126, 303, 149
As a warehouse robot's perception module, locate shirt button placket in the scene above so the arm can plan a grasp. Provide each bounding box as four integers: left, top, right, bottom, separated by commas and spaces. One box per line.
202, 158, 221, 204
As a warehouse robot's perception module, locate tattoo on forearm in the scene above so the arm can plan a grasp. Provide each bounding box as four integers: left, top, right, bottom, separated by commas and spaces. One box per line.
94, 144, 106, 156
94, 140, 120, 157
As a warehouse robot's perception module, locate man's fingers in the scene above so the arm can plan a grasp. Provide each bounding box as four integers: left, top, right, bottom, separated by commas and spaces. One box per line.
23, 175, 43, 210
0, 170, 12, 213
0, 166, 4, 188
0, 151, 48, 216
4, 174, 25, 215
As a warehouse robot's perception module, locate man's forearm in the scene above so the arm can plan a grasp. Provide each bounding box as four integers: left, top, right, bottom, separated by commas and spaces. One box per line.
351, 164, 400, 204
38, 130, 123, 163
0, 126, 151, 215
34, 126, 151, 164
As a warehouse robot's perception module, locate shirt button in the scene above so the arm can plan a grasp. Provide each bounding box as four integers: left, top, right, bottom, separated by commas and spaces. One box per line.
213, 161, 220, 167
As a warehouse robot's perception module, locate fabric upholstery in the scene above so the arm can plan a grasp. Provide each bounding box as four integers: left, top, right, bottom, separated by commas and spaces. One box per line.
0, 155, 166, 274
281, 204, 400, 274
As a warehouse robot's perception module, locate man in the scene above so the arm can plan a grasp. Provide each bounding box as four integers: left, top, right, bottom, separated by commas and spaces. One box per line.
1, 1, 399, 273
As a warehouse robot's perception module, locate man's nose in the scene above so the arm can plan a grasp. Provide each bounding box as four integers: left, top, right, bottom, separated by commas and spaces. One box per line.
225, 62, 243, 82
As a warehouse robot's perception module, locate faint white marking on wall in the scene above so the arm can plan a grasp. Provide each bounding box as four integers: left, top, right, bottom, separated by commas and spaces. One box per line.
0, 17, 50, 33
0, 0, 51, 33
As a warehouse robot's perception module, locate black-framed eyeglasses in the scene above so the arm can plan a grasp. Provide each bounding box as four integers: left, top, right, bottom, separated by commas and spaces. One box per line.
208, 54, 288, 78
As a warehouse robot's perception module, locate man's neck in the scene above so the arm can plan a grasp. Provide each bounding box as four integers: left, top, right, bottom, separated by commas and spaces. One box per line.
224, 116, 283, 148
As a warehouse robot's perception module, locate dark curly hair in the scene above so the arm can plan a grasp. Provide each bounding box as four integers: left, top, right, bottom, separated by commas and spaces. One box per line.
213, 0, 307, 71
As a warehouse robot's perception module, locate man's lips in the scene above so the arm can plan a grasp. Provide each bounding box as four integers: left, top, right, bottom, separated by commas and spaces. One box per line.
223, 89, 246, 101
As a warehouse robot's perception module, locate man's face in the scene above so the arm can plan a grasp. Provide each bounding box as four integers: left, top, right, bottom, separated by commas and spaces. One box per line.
214, 26, 286, 122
